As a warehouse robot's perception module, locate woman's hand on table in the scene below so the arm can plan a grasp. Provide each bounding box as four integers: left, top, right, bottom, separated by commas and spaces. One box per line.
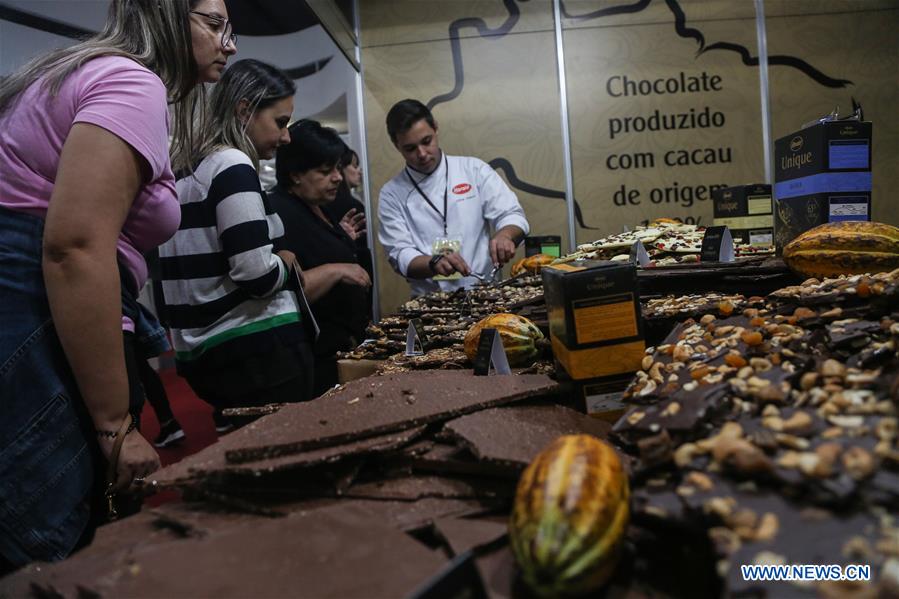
97, 428, 160, 491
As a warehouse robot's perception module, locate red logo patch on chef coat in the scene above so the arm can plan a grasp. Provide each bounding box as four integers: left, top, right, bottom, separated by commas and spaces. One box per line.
452, 183, 472, 195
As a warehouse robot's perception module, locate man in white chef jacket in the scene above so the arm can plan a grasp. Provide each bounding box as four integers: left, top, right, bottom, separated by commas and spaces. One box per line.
378, 99, 530, 297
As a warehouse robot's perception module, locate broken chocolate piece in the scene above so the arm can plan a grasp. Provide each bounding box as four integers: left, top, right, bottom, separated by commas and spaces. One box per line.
443, 404, 611, 472
150, 426, 428, 488
224, 373, 558, 464
432, 517, 509, 557
17, 503, 447, 598
343, 474, 514, 502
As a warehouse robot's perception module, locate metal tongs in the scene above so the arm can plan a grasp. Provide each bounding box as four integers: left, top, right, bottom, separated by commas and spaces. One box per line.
802, 98, 863, 129
470, 264, 501, 286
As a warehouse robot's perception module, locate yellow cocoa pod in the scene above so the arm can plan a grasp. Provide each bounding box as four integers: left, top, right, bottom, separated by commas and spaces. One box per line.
783, 221, 899, 279
509, 434, 630, 597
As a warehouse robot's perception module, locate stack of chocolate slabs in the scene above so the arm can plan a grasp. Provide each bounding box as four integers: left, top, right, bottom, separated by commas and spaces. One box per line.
613, 269, 899, 597
555, 220, 774, 268
5, 372, 622, 597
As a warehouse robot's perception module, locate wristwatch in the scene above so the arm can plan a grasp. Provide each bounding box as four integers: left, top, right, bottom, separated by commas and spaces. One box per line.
428, 254, 445, 274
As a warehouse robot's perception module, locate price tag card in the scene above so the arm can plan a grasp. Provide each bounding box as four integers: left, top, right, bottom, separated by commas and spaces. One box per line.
432, 237, 464, 280
472, 328, 512, 376
405, 318, 427, 356
701, 226, 735, 263
629, 240, 651, 267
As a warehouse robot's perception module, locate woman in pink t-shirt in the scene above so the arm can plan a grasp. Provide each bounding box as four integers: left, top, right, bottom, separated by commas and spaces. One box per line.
0, 0, 235, 569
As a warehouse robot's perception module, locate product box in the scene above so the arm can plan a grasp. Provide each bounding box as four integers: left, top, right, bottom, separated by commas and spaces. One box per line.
773, 120, 872, 250
712, 184, 773, 246
557, 372, 633, 422
525, 235, 562, 258
541, 261, 645, 381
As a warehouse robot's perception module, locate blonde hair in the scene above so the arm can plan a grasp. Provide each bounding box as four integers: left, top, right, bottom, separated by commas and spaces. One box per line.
0, 0, 203, 171
195, 59, 295, 171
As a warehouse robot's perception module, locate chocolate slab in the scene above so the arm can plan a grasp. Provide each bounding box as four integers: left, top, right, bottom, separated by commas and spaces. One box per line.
393, 441, 519, 479
158, 492, 505, 535
474, 545, 519, 599
395, 438, 438, 458
207, 458, 369, 502
723, 497, 884, 597
614, 382, 731, 442
376, 347, 469, 374
223, 372, 558, 464
1, 504, 315, 596
606, 523, 722, 598
636, 258, 799, 297
0, 511, 188, 597
442, 404, 611, 471
613, 268, 898, 594
631, 469, 891, 596
17, 503, 446, 598
768, 270, 899, 311
304, 497, 505, 533
432, 517, 508, 557
406, 438, 454, 458
827, 319, 882, 349
632, 483, 690, 526
416, 517, 515, 599
179, 490, 341, 519
344, 474, 514, 502
150, 501, 283, 533
224, 426, 427, 476
148, 425, 428, 488
638, 461, 894, 594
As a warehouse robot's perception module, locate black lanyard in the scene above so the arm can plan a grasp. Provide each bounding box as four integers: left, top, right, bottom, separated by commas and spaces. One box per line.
406, 154, 449, 235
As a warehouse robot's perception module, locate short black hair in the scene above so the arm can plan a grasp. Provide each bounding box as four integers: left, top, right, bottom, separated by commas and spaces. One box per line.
276, 119, 346, 188
386, 99, 435, 143
339, 146, 358, 171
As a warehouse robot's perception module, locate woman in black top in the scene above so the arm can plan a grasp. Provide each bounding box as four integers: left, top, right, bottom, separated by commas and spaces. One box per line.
325, 145, 373, 318
269, 120, 372, 396
324, 146, 365, 229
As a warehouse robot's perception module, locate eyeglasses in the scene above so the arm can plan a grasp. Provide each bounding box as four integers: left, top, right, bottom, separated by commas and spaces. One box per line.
190, 10, 236, 49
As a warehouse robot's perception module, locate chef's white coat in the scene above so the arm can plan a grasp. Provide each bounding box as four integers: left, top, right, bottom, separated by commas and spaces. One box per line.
378, 154, 530, 297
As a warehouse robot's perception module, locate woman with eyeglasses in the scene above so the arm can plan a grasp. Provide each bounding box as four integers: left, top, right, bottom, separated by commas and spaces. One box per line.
0, 0, 235, 571
157, 60, 313, 432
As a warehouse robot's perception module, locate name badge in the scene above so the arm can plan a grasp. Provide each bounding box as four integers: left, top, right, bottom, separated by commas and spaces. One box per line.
432, 235, 463, 280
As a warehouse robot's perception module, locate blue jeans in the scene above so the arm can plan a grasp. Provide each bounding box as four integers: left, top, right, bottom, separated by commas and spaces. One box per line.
0, 206, 98, 566
136, 302, 170, 358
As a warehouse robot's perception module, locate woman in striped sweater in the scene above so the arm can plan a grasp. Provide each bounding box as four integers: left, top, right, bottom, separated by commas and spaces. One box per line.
158, 59, 312, 431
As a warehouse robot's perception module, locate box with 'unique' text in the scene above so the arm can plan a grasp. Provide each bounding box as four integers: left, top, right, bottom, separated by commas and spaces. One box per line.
541, 261, 645, 381
773, 120, 872, 250
712, 184, 773, 246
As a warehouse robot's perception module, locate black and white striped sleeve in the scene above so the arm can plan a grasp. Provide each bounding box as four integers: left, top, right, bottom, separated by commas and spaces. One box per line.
209, 162, 286, 298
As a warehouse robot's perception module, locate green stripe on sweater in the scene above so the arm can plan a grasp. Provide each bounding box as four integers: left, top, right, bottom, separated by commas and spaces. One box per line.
175, 312, 301, 361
